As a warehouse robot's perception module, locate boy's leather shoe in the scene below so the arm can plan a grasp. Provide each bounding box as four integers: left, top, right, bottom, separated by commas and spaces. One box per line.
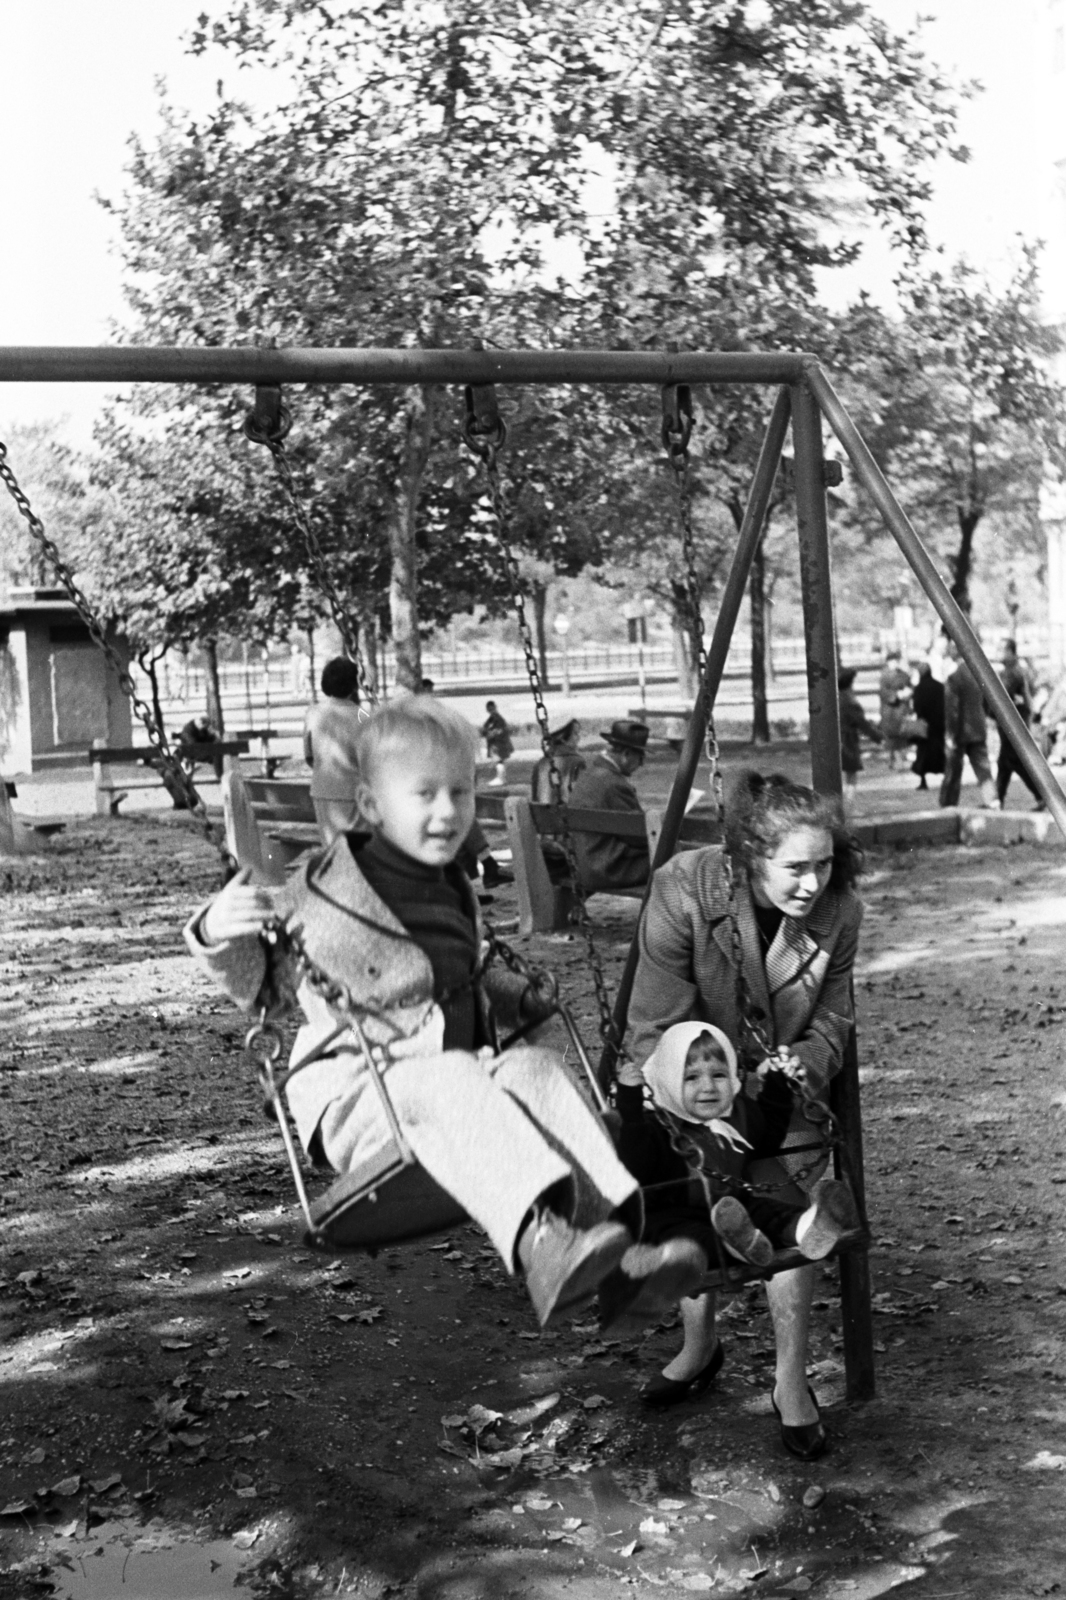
795, 1178, 860, 1260
711, 1196, 774, 1268
518, 1213, 631, 1327
598, 1238, 707, 1330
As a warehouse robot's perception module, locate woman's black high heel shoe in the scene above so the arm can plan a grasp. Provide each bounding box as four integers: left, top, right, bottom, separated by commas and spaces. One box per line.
770, 1385, 827, 1460
640, 1341, 725, 1408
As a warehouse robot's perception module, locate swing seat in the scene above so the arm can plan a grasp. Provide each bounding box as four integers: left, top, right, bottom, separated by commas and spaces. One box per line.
307, 1152, 467, 1249
690, 1228, 868, 1293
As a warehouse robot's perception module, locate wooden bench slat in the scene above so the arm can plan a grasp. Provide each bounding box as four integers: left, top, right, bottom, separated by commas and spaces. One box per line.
528, 803, 650, 840
88, 742, 249, 762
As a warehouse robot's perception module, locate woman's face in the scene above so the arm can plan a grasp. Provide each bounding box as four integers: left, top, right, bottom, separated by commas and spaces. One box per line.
751, 825, 834, 918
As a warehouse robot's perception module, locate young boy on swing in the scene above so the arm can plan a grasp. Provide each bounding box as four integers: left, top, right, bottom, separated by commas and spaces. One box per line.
617, 1021, 858, 1269
185, 696, 704, 1327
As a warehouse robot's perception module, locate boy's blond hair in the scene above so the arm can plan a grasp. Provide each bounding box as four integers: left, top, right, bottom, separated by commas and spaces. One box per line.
355, 694, 479, 785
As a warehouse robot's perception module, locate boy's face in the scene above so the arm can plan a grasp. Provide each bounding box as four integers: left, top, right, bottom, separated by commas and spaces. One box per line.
359, 742, 476, 867
680, 1036, 734, 1121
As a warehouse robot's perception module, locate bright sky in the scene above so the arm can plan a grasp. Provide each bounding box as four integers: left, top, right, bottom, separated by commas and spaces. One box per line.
0, 0, 1058, 445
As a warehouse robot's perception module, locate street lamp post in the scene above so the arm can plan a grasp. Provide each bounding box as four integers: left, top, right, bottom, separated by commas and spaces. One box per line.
553, 614, 572, 696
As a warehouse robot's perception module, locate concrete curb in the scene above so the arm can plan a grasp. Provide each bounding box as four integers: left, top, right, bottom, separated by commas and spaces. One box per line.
853, 808, 1064, 849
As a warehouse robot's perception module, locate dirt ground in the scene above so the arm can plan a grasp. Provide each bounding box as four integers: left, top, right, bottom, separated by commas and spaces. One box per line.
2, 811, 1066, 1600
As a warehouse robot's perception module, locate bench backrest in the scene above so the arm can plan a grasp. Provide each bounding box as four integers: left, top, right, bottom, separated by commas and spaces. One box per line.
88, 741, 249, 763
244, 776, 317, 825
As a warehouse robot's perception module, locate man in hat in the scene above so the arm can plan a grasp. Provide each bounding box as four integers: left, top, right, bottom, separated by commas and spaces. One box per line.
566, 719, 651, 891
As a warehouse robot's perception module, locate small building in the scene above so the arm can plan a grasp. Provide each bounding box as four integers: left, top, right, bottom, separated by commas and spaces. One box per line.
0, 588, 132, 773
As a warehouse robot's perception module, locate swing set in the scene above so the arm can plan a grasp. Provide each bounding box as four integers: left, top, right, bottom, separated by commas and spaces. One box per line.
3, 344, 1064, 1408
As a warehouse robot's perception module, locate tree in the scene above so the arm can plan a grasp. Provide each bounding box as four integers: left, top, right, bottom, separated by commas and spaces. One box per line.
835, 251, 1066, 614
0, 422, 91, 603
100, 0, 966, 685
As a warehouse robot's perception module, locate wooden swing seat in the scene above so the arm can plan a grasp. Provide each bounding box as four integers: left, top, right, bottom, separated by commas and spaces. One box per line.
307, 1157, 466, 1250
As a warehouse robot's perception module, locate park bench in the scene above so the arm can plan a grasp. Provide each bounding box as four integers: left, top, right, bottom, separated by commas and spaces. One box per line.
232, 727, 283, 777
628, 705, 694, 750
0, 779, 66, 846
505, 796, 721, 935
88, 739, 249, 815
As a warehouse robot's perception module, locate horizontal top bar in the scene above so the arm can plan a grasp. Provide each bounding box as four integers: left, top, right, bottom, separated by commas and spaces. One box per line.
0, 346, 812, 386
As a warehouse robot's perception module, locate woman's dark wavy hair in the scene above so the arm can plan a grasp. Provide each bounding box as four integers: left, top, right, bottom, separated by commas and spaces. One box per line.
723, 769, 863, 893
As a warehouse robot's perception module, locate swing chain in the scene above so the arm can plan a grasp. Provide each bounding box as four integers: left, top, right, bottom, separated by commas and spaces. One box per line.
662, 384, 706, 683
0, 438, 227, 860
462, 387, 621, 1058
244, 389, 376, 709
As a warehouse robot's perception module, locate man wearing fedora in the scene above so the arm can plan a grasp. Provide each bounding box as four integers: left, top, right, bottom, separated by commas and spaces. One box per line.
566, 719, 651, 891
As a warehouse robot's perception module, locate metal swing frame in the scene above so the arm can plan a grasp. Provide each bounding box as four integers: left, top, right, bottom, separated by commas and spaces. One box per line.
4, 346, 1065, 1408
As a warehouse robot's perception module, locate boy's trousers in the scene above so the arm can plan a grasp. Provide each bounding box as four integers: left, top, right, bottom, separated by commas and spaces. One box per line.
314, 1045, 640, 1267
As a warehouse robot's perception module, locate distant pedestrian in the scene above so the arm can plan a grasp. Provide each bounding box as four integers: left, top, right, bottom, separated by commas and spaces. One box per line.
481, 701, 515, 786
838, 668, 882, 816
939, 638, 998, 810
878, 650, 912, 770
178, 714, 223, 780
995, 639, 1042, 808
909, 662, 945, 790
303, 656, 364, 844
566, 720, 650, 892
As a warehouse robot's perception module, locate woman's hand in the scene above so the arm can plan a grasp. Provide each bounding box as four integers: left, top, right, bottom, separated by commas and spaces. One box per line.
202, 868, 276, 945
757, 1049, 803, 1084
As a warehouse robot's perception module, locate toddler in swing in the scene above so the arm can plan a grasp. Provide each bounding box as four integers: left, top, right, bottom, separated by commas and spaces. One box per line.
616, 1021, 859, 1271
185, 695, 704, 1327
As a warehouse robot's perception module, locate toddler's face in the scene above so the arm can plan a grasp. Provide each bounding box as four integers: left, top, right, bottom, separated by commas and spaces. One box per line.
680, 1035, 734, 1121
360, 742, 476, 866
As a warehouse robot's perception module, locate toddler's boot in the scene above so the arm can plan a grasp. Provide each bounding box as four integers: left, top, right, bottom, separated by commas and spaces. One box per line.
711, 1196, 774, 1268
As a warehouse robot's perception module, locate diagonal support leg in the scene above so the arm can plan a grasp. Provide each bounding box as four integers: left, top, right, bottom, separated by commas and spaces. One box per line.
599, 385, 792, 1086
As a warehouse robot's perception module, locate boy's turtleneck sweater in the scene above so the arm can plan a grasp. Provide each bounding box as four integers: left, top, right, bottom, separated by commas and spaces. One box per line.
352, 831, 478, 1050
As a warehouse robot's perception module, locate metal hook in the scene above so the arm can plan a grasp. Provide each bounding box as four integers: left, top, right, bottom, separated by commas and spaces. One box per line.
243, 385, 292, 445
661, 383, 694, 461
462, 384, 508, 460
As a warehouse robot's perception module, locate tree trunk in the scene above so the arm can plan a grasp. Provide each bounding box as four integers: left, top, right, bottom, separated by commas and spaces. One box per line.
670, 581, 696, 698
749, 538, 771, 744
203, 638, 224, 735
951, 509, 982, 614
531, 580, 550, 685
138, 650, 167, 739
388, 385, 436, 690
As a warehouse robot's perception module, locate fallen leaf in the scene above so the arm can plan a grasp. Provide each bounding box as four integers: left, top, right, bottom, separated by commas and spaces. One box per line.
639, 1517, 669, 1535
270, 1360, 292, 1370
50, 1477, 81, 1497
682, 1576, 715, 1593
24, 1449, 46, 1466
657, 1498, 687, 1511
506, 1393, 560, 1426
802, 1485, 825, 1509
356, 1306, 383, 1325
233, 1529, 259, 1549
53, 1519, 79, 1537
1, 1502, 34, 1517
235, 1486, 258, 1499
1024, 1450, 1066, 1471
89, 1474, 123, 1495
562, 1517, 583, 1530
222, 1267, 252, 1279
160, 1339, 193, 1352
488, 1447, 524, 1470
582, 1394, 608, 1410
222, 1390, 248, 1402
618, 1539, 640, 1557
